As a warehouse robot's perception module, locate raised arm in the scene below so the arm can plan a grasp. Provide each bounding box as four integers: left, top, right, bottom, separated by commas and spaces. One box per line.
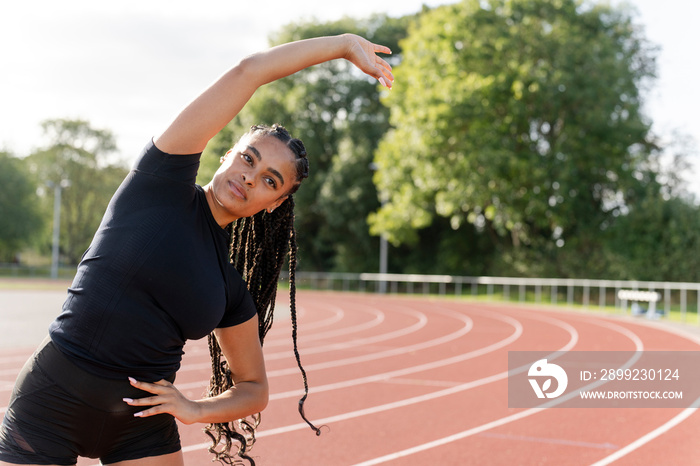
154, 34, 393, 155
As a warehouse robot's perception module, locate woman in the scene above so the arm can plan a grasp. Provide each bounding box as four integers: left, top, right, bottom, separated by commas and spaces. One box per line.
0, 33, 393, 466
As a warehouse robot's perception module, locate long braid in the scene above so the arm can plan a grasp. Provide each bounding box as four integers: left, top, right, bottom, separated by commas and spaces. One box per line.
203, 125, 315, 465
288, 225, 322, 435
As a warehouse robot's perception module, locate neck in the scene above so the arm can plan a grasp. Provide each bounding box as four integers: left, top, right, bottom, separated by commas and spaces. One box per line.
203, 183, 237, 229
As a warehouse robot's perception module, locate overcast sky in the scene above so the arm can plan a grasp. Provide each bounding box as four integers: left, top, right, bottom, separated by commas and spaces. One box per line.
1, 0, 697, 194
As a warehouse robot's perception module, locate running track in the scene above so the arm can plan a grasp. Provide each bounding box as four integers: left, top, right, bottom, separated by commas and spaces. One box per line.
2, 290, 700, 465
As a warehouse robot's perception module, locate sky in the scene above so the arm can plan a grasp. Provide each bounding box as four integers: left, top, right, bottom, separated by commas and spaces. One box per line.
1, 0, 698, 195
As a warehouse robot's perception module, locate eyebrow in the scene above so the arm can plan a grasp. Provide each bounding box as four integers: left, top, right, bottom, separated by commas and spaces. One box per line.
246, 145, 262, 161
246, 144, 285, 187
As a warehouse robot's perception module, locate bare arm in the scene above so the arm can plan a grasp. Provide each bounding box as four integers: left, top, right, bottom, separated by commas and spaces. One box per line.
155, 33, 393, 155
193, 318, 269, 423
125, 315, 268, 424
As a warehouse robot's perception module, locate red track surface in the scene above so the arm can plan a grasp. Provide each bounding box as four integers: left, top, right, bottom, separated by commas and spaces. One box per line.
2, 291, 700, 465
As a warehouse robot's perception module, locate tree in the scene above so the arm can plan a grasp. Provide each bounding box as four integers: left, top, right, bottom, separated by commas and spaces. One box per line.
198, 14, 413, 272
0, 151, 43, 261
370, 0, 658, 277
605, 187, 700, 282
27, 119, 127, 264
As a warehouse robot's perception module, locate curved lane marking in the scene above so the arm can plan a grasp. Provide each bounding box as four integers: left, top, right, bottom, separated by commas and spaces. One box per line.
172, 305, 472, 390
181, 306, 427, 372
267, 305, 473, 379
263, 305, 388, 357
349, 317, 644, 465
589, 397, 700, 466
269, 307, 517, 398
264, 305, 345, 344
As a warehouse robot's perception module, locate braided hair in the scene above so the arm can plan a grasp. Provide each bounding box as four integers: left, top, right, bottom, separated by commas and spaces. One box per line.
203, 125, 318, 465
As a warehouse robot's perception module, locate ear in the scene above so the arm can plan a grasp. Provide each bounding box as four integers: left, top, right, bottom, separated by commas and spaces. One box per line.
266, 195, 289, 214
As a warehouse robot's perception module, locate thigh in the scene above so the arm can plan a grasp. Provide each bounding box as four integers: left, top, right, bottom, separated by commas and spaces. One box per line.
27, 340, 182, 464
98, 410, 181, 465
0, 463, 74, 466
104, 450, 184, 466
0, 343, 86, 466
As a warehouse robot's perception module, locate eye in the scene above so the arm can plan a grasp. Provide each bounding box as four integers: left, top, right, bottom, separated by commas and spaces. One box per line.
242, 153, 253, 165
264, 177, 277, 189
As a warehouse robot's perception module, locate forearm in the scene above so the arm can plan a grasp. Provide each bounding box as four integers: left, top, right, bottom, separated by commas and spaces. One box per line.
126, 319, 270, 425
241, 34, 351, 86
155, 35, 352, 154
191, 381, 269, 425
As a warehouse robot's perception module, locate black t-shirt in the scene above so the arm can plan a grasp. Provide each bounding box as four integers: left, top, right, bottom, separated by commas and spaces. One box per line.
49, 140, 257, 381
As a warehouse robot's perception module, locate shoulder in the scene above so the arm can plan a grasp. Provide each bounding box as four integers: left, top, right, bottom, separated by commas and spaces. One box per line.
217, 266, 258, 329
132, 139, 203, 185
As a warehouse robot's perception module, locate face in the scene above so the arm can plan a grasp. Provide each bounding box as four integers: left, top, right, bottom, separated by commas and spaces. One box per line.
204, 133, 297, 227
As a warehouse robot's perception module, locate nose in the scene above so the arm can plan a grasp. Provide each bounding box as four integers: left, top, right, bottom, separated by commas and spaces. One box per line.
242, 171, 255, 187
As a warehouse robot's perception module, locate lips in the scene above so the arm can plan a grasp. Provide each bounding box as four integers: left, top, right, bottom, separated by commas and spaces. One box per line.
228, 180, 247, 200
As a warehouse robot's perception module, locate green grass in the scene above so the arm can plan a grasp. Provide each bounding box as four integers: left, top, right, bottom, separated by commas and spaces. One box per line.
0, 277, 72, 291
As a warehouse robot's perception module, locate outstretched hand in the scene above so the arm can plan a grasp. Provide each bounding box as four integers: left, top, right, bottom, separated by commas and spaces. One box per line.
343, 34, 394, 89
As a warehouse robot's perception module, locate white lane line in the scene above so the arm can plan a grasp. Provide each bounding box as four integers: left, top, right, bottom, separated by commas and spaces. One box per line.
579, 315, 700, 466
0, 354, 33, 365
84, 308, 567, 465
349, 318, 639, 466
172, 305, 473, 391
267, 305, 471, 378
291, 306, 384, 342
268, 306, 424, 357
589, 398, 700, 465
264, 303, 344, 337
28, 304, 700, 465
269, 308, 513, 399
0, 368, 24, 378
172, 305, 471, 394
177, 307, 538, 454
179, 307, 428, 372
263, 306, 389, 359
478, 432, 618, 450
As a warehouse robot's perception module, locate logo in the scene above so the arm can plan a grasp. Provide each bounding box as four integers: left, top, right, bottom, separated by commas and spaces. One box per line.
528, 359, 568, 399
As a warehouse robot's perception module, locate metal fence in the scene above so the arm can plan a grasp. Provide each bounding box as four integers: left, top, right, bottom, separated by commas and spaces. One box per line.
291, 272, 700, 324
3, 263, 699, 323
0, 263, 75, 280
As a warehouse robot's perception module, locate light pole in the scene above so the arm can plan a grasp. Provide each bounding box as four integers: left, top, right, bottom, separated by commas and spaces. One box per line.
48, 179, 70, 279
378, 205, 388, 294
369, 162, 389, 294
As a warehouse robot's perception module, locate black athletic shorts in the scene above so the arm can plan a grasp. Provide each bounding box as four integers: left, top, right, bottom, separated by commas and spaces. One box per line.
0, 337, 181, 465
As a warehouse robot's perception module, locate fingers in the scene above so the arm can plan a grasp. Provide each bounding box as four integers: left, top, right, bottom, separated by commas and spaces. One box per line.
123, 377, 175, 418
373, 43, 392, 56
376, 58, 394, 85
129, 377, 172, 392
122, 396, 161, 418
346, 34, 395, 89
373, 48, 394, 89
367, 41, 393, 81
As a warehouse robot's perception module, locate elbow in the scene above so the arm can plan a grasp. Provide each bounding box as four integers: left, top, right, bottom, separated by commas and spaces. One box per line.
244, 376, 269, 414
233, 53, 277, 88
256, 380, 270, 412
233, 55, 265, 86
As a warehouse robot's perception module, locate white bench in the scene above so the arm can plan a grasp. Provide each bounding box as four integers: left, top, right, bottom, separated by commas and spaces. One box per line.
617, 289, 662, 319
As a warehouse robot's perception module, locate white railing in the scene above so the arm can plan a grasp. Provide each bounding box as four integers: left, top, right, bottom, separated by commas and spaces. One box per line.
290, 272, 700, 324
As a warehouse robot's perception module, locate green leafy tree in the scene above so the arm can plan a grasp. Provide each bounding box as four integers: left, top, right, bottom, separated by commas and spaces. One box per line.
27, 119, 127, 264
605, 187, 700, 282
370, 0, 658, 277
0, 151, 44, 261
198, 14, 412, 272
